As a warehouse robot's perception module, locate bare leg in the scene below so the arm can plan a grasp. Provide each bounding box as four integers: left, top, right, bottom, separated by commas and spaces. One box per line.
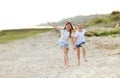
81, 44, 87, 62
62, 47, 69, 66
76, 48, 80, 65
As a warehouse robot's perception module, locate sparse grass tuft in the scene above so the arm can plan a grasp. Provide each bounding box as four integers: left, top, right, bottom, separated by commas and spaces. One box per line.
0, 28, 52, 44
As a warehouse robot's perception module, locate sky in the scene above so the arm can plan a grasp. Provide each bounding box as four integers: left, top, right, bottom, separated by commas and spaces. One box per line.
0, 0, 120, 30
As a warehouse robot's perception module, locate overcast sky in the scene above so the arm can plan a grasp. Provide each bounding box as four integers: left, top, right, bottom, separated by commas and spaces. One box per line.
0, 0, 120, 30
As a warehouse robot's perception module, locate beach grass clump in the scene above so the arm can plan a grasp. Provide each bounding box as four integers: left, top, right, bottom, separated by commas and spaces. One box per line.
0, 28, 52, 44
86, 28, 120, 37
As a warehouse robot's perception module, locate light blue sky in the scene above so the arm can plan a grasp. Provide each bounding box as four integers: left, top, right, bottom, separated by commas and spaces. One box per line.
0, 0, 120, 30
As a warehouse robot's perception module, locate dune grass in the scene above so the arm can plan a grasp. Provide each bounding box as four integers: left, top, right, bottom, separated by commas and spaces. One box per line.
0, 27, 119, 44
86, 28, 120, 37
0, 28, 52, 44
93, 28, 120, 36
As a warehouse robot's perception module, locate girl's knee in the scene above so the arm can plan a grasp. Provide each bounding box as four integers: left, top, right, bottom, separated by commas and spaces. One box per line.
64, 49, 68, 54
76, 49, 80, 53
77, 51, 80, 55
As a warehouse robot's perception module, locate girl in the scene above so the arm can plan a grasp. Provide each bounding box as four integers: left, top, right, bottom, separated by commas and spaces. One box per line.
73, 23, 93, 65
48, 21, 75, 67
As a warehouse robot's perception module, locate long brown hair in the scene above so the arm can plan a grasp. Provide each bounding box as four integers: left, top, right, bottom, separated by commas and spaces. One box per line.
64, 21, 75, 38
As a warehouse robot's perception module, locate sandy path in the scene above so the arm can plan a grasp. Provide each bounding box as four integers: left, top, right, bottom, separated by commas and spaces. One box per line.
0, 30, 120, 78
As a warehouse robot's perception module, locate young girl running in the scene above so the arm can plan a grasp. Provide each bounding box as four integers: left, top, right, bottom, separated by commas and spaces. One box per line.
73, 23, 93, 65
48, 21, 75, 67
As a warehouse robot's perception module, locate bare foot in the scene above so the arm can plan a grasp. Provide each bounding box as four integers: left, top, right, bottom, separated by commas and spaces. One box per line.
65, 64, 70, 67
77, 61, 80, 66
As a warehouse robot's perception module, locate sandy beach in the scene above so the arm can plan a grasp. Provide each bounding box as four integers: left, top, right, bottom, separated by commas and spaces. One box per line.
0, 30, 120, 78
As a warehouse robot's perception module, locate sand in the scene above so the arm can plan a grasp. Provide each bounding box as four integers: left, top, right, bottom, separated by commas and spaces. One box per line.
0, 30, 120, 78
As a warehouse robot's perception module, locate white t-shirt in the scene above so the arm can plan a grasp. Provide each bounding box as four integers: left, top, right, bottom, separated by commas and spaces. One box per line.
74, 29, 87, 45
59, 29, 70, 44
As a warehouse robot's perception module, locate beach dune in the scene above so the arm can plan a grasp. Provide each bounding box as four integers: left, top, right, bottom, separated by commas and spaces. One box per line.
0, 30, 120, 78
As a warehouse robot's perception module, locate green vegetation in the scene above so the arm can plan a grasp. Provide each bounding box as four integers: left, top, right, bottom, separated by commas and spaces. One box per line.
88, 11, 120, 27
0, 28, 52, 44
110, 14, 120, 22
88, 17, 109, 26
111, 10, 120, 15
39, 11, 120, 28
86, 28, 120, 37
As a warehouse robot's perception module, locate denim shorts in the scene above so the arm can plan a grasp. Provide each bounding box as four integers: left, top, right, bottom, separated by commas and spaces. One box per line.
76, 42, 85, 48
59, 42, 69, 48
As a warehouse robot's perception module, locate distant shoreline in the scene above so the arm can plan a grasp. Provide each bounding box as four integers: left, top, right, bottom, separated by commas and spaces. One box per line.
0, 26, 54, 31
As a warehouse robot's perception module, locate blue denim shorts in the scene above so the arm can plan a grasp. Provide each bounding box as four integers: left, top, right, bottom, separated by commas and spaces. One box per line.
59, 42, 69, 48
76, 42, 85, 48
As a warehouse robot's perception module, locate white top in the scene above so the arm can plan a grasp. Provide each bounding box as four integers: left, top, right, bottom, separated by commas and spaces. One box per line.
59, 29, 70, 44
74, 29, 87, 45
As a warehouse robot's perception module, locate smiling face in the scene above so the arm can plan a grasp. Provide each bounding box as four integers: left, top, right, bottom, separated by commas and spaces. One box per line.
65, 24, 72, 31
64, 22, 73, 31
77, 23, 83, 29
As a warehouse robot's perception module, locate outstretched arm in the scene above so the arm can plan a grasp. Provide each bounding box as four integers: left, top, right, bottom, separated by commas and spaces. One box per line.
47, 22, 61, 31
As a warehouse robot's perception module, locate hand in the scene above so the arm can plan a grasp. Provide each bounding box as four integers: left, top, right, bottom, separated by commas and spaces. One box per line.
73, 45, 76, 50
47, 22, 52, 26
47, 22, 60, 30
47, 22, 56, 27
